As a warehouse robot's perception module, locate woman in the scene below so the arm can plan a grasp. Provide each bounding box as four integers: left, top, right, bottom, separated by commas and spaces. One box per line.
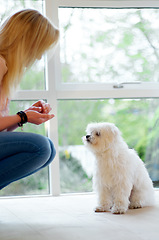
0, 9, 59, 190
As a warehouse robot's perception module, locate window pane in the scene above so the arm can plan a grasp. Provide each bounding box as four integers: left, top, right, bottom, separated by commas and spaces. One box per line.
20, 57, 45, 90
58, 98, 159, 193
59, 8, 159, 84
0, 101, 49, 197
0, 0, 45, 90
0, 1, 48, 197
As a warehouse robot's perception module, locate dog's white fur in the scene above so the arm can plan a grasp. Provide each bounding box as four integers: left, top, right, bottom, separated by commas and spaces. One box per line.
82, 122, 155, 214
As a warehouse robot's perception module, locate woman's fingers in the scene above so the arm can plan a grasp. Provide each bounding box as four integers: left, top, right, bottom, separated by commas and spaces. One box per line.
32, 100, 52, 113
25, 110, 55, 125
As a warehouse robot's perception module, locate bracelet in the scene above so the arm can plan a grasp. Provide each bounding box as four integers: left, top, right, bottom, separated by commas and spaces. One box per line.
17, 111, 28, 127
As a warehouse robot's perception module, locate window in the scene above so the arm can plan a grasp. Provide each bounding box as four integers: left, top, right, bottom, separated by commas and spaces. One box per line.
55, 0, 159, 194
58, 98, 159, 193
1, 0, 159, 197
0, 0, 50, 197
0, 100, 50, 197
59, 8, 159, 84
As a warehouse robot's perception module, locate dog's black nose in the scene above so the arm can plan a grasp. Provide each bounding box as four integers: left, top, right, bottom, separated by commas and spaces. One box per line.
86, 135, 91, 139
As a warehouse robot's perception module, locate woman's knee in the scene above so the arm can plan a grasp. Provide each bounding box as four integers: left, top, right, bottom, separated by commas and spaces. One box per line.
0, 132, 56, 170
46, 138, 56, 163
33, 134, 56, 166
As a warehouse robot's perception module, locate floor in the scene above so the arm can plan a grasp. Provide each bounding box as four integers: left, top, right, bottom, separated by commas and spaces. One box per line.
0, 192, 159, 240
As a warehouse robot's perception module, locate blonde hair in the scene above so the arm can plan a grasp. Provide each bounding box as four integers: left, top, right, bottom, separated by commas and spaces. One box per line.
0, 9, 59, 99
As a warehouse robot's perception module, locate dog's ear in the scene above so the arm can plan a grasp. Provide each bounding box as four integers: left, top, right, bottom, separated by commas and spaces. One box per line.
86, 122, 97, 134
110, 124, 121, 138
86, 124, 91, 134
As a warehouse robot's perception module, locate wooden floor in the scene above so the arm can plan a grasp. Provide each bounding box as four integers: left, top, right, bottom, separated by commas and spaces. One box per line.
0, 192, 159, 240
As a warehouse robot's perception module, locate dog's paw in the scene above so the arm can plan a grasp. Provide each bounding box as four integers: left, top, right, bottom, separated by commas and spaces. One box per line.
94, 206, 110, 212
129, 202, 142, 209
111, 205, 127, 214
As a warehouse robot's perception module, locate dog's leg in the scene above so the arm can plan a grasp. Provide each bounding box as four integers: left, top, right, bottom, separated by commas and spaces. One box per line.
129, 187, 145, 209
111, 187, 131, 214
95, 187, 112, 212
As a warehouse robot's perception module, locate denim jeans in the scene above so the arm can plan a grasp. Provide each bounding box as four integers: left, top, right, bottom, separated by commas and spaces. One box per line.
0, 131, 56, 190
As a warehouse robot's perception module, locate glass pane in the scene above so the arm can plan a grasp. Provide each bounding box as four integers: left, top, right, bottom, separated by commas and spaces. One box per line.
58, 98, 159, 193
59, 8, 159, 84
0, 100, 49, 197
20, 57, 45, 90
0, 0, 45, 90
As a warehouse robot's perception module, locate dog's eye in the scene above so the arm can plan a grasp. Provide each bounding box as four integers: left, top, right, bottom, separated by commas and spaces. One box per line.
96, 132, 100, 137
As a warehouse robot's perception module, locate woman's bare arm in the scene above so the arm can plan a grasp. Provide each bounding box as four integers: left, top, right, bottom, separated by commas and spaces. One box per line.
0, 115, 21, 131
0, 110, 54, 132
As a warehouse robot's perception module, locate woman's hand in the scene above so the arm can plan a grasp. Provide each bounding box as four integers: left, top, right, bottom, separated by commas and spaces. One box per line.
0, 100, 54, 132
24, 110, 54, 125
24, 100, 54, 125
28, 100, 52, 114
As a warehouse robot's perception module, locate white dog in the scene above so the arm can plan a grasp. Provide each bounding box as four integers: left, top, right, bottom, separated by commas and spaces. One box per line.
82, 122, 155, 214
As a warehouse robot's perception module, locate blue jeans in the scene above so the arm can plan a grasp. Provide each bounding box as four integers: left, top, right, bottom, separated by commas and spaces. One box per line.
0, 131, 56, 190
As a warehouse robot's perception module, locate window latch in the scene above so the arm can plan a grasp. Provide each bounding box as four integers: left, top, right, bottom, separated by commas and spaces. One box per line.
113, 81, 141, 89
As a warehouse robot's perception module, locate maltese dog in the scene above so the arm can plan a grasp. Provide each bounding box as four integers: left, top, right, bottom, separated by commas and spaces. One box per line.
82, 122, 155, 214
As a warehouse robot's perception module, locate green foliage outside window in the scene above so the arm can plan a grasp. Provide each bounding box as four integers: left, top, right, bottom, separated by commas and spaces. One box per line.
59, 8, 159, 84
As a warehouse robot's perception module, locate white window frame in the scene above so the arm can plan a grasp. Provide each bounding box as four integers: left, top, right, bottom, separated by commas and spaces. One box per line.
14, 0, 159, 196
